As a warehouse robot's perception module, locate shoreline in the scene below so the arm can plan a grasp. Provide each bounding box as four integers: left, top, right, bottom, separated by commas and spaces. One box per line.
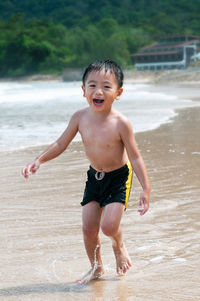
0, 79, 199, 157
0, 74, 63, 83
1, 100, 200, 155
0, 82, 199, 154
1, 67, 200, 84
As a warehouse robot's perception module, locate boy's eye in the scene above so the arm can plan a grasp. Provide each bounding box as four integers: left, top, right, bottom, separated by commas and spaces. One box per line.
104, 85, 111, 89
89, 84, 96, 87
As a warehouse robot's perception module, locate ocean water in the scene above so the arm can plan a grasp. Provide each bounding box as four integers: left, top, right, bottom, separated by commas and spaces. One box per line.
0, 81, 198, 151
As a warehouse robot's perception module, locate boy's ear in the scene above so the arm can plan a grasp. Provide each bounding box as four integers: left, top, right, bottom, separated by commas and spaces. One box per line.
82, 85, 86, 97
116, 87, 123, 100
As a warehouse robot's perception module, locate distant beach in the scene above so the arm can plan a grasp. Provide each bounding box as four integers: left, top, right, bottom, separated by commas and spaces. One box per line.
124, 67, 200, 84
1, 67, 200, 85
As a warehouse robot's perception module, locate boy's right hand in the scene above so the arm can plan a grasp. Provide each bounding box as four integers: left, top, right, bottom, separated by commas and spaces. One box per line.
22, 159, 40, 179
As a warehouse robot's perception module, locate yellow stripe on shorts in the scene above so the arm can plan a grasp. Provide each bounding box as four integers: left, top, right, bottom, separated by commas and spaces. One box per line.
125, 161, 133, 208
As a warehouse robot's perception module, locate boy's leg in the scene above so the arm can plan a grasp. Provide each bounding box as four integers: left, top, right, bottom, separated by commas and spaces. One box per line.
100, 202, 132, 275
77, 201, 104, 283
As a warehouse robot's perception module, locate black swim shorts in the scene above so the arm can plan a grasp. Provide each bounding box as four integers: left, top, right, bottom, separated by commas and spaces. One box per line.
81, 162, 133, 208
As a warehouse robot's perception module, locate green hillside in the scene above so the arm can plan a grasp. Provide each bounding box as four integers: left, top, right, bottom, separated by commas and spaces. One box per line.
0, 0, 200, 77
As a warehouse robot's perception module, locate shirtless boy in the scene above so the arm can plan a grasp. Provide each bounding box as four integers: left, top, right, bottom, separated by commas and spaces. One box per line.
22, 59, 150, 284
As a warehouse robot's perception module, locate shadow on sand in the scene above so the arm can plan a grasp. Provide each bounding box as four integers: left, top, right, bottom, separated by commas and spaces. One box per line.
0, 282, 88, 297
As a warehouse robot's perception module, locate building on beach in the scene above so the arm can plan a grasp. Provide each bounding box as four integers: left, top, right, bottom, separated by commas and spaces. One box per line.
132, 36, 200, 71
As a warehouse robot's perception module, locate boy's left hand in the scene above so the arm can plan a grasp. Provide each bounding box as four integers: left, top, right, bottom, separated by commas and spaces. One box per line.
138, 190, 150, 216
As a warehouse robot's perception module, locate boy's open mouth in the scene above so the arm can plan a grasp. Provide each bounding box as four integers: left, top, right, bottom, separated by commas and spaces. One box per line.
93, 98, 104, 106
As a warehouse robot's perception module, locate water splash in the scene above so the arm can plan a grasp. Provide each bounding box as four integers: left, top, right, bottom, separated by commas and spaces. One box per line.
46, 244, 101, 285
76, 244, 101, 285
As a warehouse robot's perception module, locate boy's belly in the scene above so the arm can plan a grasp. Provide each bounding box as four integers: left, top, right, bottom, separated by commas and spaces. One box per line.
85, 148, 128, 172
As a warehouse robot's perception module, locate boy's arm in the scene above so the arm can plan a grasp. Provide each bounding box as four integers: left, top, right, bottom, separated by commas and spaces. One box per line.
22, 111, 80, 179
119, 118, 150, 215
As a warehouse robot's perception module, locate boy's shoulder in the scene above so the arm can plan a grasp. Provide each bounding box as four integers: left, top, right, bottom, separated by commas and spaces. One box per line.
113, 109, 130, 124
71, 107, 90, 119
112, 109, 133, 133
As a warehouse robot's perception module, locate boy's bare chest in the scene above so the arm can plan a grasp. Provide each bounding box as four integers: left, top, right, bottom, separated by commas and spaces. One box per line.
79, 120, 121, 149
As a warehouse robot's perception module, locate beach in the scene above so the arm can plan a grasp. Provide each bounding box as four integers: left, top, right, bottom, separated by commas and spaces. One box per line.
0, 82, 200, 300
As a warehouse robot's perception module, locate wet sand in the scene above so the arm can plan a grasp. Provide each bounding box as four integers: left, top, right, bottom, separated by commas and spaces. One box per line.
0, 86, 200, 300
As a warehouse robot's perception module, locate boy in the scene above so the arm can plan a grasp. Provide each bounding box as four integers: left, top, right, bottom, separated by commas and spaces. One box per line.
22, 59, 150, 284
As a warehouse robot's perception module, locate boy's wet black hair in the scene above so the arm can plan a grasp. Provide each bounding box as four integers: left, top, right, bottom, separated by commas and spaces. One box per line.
82, 59, 124, 88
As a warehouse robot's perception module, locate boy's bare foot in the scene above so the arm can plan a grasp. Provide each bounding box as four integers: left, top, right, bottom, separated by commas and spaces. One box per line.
112, 242, 132, 275
76, 265, 105, 285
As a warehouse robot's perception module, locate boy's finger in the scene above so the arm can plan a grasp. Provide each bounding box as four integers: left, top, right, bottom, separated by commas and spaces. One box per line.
22, 167, 26, 176
138, 198, 149, 215
21, 167, 28, 178
28, 165, 32, 173
139, 207, 147, 215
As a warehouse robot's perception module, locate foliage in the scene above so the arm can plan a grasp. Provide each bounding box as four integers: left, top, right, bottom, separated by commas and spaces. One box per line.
0, 0, 200, 76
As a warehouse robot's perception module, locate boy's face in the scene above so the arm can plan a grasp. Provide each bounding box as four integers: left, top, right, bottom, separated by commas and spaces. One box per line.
82, 69, 123, 112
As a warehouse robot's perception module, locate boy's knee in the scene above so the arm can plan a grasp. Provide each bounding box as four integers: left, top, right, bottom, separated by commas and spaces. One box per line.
82, 225, 99, 240
101, 222, 118, 237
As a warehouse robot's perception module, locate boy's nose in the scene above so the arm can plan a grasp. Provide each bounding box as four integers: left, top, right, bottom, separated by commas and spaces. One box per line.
95, 88, 103, 96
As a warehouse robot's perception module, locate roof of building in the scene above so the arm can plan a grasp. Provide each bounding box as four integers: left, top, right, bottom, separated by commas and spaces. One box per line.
132, 36, 200, 66
140, 40, 199, 52
132, 50, 180, 58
